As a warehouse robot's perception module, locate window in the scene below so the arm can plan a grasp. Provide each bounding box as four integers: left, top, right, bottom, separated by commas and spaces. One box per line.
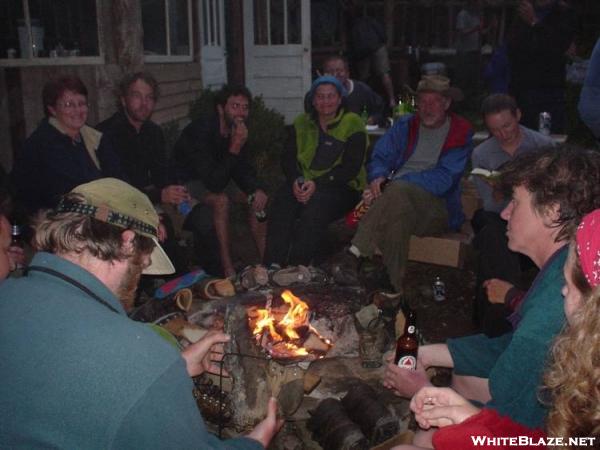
253, 0, 302, 46
142, 0, 193, 62
0, 0, 101, 65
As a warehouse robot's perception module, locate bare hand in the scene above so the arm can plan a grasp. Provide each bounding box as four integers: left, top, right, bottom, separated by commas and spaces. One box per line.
382, 353, 430, 398
247, 397, 284, 447
157, 223, 168, 242
7, 246, 25, 271
369, 177, 387, 199
517, 0, 536, 25
161, 185, 191, 205
293, 179, 316, 204
411, 386, 481, 429
181, 330, 230, 378
483, 278, 514, 304
229, 118, 248, 155
251, 189, 268, 212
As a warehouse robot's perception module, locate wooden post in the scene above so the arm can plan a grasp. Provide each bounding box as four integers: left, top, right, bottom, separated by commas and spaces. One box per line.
112, 0, 144, 72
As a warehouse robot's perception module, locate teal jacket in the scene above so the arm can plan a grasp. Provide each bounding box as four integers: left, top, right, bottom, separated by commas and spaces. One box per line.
0, 252, 261, 450
447, 246, 567, 428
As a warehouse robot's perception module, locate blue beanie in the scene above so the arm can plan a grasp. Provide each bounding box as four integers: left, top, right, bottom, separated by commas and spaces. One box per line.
308, 75, 347, 103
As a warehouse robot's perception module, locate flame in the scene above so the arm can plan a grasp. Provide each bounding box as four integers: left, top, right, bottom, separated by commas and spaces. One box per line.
250, 289, 326, 358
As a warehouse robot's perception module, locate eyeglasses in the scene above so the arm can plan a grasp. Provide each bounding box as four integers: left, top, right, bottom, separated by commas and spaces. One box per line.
57, 100, 88, 110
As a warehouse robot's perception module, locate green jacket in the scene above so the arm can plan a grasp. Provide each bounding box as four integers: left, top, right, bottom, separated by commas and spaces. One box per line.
293, 109, 367, 191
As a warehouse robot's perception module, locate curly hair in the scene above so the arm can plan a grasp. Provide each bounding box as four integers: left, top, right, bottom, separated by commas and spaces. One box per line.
499, 146, 600, 242
545, 250, 600, 445
32, 194, 154, 262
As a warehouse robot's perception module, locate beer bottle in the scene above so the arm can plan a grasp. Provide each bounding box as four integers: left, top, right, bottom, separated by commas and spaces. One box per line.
394, 309, 418, 370
10, 224, 24, 249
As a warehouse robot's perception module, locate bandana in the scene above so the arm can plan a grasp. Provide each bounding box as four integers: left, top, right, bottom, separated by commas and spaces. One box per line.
576, 209, 600, 287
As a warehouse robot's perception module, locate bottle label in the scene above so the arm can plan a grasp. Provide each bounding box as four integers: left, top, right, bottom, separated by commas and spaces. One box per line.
397, 355, 417, 370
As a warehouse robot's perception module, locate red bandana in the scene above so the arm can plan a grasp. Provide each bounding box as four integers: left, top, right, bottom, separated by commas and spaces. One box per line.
576, 209, 600, 287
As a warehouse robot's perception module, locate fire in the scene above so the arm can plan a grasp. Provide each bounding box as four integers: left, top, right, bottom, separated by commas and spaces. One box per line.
249, 289, 331, 359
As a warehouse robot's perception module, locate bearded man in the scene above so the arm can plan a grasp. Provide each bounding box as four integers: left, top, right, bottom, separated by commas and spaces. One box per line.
0, 178, 280, 449
173, 85, 268, 277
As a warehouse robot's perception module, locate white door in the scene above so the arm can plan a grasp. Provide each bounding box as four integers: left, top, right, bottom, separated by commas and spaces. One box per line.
244, 0, 311, 123
199, 0, 227, 89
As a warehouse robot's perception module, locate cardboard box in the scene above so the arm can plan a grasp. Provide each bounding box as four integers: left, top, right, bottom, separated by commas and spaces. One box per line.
408, 234, 467, 268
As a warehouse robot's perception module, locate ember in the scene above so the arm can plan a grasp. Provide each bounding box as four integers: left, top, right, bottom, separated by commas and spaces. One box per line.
248, 290, 332, 360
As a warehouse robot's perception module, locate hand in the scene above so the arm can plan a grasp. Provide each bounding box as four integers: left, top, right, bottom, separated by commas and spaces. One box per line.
157, 222, 168, 242
293, 179, 316, 204
382, 353, 430, 398
161, 185, 191, 205
229, 118, 248, 155
369, 177, 387, 199
251, 189, 268, 212
181, 330, 230, 378
517, 0, 536, 25
483, 279, 514, 304
362, 188, 375, 206
410, 386, 481, 429
7, 245, 25, 271
247, 397, 284, 447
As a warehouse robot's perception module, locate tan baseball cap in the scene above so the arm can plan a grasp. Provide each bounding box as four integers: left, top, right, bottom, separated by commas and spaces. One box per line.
57, 178, 175, 275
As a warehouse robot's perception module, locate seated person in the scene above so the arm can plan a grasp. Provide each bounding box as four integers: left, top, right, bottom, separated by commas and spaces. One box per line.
264, 76, 367, 267
334, 75, 472, 293
471, 93, 555, 335
383, 147, 600, 448
97, 72, 192, 273
304, 55, 384, 125
395, 208, 600, 450
11, 75, 123, 215
173, 85, 268, 277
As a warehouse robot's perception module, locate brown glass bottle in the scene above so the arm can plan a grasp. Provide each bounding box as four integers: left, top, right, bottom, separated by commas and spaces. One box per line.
394, 309, 418, 370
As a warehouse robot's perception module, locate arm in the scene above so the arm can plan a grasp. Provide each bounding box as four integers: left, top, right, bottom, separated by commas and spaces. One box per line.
400, 142, 471, 197
579, 38, 600, 138
367, 119, 410, 182
313, 132, 367, 187
173, 120, 240, 193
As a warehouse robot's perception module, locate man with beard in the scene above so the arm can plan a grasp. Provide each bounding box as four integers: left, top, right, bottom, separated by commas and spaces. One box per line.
173, 85, 268, 277
0, 178, 280, 449
334, 75, 472, 293
97, 72, 191, 273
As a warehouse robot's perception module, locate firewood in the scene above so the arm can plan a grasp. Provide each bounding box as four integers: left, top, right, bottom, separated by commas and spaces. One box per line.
303, 371, 321, 394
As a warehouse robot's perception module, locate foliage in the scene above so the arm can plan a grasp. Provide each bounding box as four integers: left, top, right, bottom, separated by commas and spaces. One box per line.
188, 89, 287, 193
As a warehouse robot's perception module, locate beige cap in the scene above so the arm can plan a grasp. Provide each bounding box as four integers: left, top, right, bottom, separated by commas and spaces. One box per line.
58, 178, 175, 275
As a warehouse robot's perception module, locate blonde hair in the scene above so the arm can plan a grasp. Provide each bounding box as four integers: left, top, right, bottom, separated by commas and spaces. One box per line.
544, 249, 600, 446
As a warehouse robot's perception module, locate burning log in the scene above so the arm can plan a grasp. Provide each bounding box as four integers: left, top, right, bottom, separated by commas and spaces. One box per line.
248, 289, 332, 360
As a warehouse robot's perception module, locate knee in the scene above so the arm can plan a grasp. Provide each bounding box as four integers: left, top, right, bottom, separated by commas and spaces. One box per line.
211, 193, 230, 213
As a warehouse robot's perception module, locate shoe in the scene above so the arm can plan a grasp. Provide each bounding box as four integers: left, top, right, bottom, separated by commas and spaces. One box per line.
239, 265, 270, 290
194, 277, 236, 300
271, 265, 311, 286
330, 248, 360, 286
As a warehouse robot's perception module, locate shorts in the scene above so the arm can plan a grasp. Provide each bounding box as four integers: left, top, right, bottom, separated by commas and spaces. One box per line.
186, 179, 247, 203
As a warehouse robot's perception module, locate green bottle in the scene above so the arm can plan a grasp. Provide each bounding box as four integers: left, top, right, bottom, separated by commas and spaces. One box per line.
360, 106, 369, 125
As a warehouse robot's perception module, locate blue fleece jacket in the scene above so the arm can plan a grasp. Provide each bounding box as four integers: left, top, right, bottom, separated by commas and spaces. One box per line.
367, 113, 473, 230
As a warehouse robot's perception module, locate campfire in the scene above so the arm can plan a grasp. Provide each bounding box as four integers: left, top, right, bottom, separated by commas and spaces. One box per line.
248, 289, 332, 360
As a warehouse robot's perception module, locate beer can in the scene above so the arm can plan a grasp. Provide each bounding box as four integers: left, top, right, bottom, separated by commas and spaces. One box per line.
433, 277, 446, 302
538, 112, 551, 136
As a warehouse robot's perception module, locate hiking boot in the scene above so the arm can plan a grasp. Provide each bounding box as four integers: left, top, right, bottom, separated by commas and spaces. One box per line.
330, 248, 360, 286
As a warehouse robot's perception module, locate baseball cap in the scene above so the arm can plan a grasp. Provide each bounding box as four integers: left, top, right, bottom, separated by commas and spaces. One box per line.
57, 178, 175, 275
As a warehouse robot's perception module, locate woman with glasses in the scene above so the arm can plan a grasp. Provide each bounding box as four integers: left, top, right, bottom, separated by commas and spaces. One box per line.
12, 75, 123, 215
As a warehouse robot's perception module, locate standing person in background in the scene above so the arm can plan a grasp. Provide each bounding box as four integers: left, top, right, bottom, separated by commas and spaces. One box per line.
173, 85, 268, 278
578, 37, 600, 140
347, 1, 396, 109
507, 0, 576, 133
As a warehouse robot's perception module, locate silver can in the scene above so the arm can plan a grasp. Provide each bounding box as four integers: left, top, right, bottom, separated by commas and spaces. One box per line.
538, 112, 551, 136
433, 277, 446, 302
